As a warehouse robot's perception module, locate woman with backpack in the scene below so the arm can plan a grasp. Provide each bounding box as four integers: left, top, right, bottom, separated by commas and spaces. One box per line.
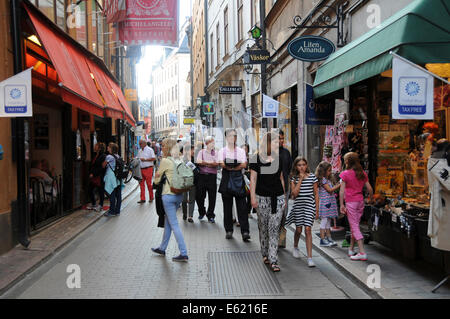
151, 138, 189, 262
103, 143, 122, 217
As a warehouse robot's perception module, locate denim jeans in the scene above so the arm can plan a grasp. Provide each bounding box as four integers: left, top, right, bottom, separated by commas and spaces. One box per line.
159, 194, 187, 256
109, 186, 122, 215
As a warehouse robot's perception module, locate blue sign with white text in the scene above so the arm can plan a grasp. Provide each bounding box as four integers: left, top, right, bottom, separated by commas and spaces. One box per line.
288, 35, 335, 62
305, 84, 335, 125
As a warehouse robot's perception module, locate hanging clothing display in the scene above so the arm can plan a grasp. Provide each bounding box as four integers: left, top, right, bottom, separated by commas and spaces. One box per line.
427, 158, 450, 251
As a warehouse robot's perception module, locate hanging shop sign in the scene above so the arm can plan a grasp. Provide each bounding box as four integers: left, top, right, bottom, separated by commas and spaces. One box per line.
219, 86, 243, 94
305, 84, 334, 125
244, 50, 271, 64
125, 89, 137, 101
392, 56, 434, 120
203, 102, 215, 115
184, 108, 196, 118
288, 35, 336, 62
262, 94, 279, 118
0, 68, 33, 117
183, 118, 195, 125
119, 0, 179, 47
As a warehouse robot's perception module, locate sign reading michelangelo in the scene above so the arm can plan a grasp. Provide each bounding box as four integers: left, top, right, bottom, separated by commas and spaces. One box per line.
118, 0, 179, 47
0, 68, 33, 117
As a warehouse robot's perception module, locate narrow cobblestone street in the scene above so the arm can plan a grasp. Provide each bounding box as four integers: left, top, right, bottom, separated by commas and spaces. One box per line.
2, 188, 372, 299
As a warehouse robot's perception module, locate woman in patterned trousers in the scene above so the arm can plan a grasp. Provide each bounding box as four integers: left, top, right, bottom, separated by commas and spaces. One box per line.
250, 132, 286, 272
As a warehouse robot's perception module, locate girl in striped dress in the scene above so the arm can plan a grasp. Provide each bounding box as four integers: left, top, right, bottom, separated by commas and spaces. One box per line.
315, 161, 341, 247
286, 157, 319, 267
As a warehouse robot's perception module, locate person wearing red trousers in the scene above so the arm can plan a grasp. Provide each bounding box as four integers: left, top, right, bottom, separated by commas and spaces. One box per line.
137, 139, 156, 203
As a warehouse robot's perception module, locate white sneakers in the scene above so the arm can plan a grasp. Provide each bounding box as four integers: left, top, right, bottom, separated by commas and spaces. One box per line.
350, 253, 368, 261
348, 249, 356, 257
292, 247, 301, 258
293, 248, 315, 267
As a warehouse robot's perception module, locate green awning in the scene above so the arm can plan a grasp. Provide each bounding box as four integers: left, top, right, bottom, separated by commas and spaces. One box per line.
313, 0, 450, 98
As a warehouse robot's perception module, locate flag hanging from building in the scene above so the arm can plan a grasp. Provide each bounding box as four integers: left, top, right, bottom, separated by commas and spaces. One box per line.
0, 68, 33, 117
262, 94, 279, 118
103, 0, 127, 24
119, 0, 179, 47
392, 55, 434, 120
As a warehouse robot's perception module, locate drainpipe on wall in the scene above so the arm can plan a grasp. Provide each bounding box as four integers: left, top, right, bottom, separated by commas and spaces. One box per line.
11, 0, 30, 248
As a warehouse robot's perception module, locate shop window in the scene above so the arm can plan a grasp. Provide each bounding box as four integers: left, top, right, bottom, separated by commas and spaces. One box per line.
74, 1, 87, 48
39, 0, 55, 22
91, 0, 98, 54
56, 0, 65, 30
276, 91, 292, 154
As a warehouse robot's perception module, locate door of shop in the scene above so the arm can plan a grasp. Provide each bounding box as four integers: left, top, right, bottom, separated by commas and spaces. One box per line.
28, 103, 64, 231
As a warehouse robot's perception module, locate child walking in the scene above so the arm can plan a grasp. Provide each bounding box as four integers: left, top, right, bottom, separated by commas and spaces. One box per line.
315, 161, 340, 247
339, 152, 373, 261
286, 157, 319, 267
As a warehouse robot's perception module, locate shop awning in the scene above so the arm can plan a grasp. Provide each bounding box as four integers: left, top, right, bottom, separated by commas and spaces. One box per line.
84, 57, 124, 120
106, 76, 136, 127
24, 5, 105, 117
313, 0, 450, 98
24, 3, 136, 126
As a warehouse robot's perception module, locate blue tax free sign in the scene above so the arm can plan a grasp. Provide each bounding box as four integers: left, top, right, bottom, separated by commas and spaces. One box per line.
288, 35, 335, 62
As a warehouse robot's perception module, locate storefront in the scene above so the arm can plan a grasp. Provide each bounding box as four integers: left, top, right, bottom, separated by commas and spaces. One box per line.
21, 2, 135, 230
313, 0, 450, 269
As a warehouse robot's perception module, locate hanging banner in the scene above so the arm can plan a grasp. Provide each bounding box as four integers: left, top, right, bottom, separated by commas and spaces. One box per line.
0, 68, 33, 117
119, 0, 179, 47
262, 94, 279, 118
103, 0, 127, 24
305, 84, 334, 125
392, 56, 434, 120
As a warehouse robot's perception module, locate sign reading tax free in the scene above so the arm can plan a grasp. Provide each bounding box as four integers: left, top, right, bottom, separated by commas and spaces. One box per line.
288, 35, 335, 62
0, 68, 33, 117
392, 56, 434, 120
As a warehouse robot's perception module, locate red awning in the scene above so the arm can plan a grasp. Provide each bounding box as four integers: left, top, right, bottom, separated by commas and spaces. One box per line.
24, 3, 136, 126
106, 76, 136, 127
84, 57, 124, 120
25, 5, 105, 117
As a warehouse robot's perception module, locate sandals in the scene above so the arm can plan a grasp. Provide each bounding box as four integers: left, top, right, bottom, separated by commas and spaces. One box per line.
263, 256, 270, 265
270, 263, 280, 272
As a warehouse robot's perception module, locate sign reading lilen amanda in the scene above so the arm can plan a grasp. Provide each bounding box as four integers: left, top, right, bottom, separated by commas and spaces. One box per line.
288, 35, 335, 62
0, 68, 33, 117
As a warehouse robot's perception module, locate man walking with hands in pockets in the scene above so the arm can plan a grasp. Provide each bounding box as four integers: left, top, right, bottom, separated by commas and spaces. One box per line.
138, 139, 156, 203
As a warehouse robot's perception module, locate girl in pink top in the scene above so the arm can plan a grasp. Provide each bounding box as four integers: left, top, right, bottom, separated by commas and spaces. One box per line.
339, 152, 373, 261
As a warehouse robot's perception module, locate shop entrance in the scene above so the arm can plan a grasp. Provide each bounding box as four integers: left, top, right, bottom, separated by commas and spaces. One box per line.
28, 103, 64, 230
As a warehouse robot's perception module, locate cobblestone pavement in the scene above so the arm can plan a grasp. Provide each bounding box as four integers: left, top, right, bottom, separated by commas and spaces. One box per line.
2, 188, 372, 299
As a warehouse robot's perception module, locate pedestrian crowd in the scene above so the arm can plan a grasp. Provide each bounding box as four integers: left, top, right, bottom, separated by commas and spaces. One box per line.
86, 131, 373, 269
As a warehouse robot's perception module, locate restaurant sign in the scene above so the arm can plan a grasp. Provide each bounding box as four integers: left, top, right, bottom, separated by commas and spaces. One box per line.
288, 35, 335, 62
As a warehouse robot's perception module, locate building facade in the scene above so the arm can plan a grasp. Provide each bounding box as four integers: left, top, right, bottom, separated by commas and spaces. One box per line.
152, 31, 191, 140
0, 0, 138, 255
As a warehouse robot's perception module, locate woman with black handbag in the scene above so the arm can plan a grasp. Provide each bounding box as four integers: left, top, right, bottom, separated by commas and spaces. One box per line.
218, 129, 250, 242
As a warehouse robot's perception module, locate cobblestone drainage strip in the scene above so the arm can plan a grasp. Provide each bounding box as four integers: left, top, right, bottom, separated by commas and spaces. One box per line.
208, 251, 283, 296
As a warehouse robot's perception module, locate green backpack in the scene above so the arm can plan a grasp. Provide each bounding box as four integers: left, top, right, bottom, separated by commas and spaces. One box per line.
167, 157, 194, 194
